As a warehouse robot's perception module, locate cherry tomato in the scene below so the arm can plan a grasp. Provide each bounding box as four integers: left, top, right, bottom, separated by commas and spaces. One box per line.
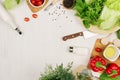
24, 17, 30, 22
31, 0, 35, 4
95, 47, 102, 52
30, 0, 44, 6
32, 14, 38, 18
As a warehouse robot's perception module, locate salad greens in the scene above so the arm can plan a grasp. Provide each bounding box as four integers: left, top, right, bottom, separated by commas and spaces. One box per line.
105, 0, 120, 11
3, 0, 21, 10
39, 62, 75, 80
100, 72, 120, 80
73, 0, 120, 31
99, 6, 120, 30
73, 0, 106, 28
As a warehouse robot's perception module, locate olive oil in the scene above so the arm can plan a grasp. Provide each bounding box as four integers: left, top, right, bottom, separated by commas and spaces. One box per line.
105, 46, 115, 58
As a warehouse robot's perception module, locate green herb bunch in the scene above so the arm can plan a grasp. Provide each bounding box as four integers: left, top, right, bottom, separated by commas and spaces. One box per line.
73, 0, 106, 28
39, 62, 75, 80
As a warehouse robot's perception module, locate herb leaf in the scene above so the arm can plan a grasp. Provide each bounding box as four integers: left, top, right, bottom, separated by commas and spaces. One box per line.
39, 62, 75, 80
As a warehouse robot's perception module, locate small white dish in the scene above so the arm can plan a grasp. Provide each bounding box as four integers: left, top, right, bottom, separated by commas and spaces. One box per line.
103, 44, 120, 62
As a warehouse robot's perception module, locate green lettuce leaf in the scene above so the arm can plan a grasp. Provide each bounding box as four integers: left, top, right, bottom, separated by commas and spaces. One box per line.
99, 6, 120, 30
105, 0, 120, 11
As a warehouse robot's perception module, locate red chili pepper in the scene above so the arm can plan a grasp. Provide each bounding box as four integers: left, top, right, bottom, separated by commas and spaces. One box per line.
106, 63, 120, 78
89, 56, 106, 72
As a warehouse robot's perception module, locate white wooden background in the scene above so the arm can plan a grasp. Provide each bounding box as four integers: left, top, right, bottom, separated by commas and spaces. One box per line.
0, 0, 117, 80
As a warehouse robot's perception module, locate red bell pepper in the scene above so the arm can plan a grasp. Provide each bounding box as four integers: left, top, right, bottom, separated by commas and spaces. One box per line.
106, 63, 120, 78
89, 56, 106, 72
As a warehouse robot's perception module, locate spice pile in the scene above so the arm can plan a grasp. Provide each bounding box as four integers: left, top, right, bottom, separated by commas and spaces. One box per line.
47, 0, 73, 23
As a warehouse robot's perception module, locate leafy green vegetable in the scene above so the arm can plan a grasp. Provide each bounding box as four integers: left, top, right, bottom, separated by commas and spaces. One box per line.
116, 29, 120, 39
73, 0, 106, 28
100, 72, 120, 80
105, 0, 120, 11
98, 0, 120, 30
39, 62, 75, 80
3, 0, 21, 10
99, 6, 120, 30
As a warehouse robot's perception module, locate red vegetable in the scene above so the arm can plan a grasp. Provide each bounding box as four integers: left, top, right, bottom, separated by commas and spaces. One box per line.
32, 14, 38, 18
30, 0, 44, 6
89, 56, 106, 72
24, 17, 30, 22
106, 63, 120, 78
95, 47, 102, 52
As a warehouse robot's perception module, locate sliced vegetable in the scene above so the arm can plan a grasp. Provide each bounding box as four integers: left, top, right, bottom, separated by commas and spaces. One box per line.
24, 17, 30, 22
32, 14, 38, 18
